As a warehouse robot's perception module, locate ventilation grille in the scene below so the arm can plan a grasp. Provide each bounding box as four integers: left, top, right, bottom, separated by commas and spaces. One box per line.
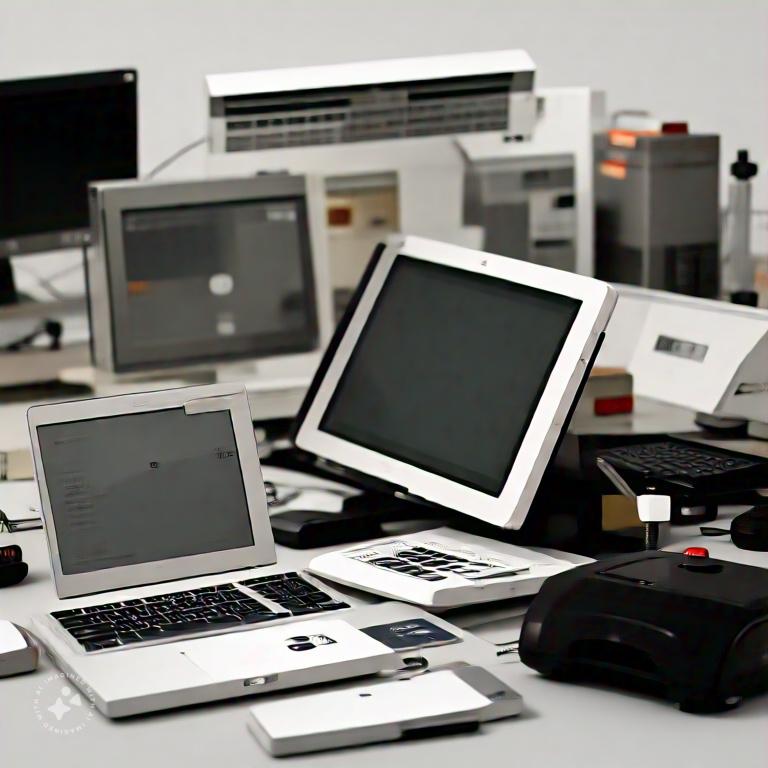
215, 74, 517, 152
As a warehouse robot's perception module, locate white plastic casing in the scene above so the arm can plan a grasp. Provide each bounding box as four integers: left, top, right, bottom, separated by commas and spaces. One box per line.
636, 495, 672, 523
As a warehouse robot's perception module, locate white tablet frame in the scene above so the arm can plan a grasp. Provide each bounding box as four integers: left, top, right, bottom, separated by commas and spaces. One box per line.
295, 235, 616, 529
28, 383, 276, 598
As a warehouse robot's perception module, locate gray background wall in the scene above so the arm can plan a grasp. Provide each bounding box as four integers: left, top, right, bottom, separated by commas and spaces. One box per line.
1, 0, 766, 205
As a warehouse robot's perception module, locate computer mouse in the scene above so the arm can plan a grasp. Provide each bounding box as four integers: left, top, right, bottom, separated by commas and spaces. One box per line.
731, 506, 768, 552
0, 620, 39, 677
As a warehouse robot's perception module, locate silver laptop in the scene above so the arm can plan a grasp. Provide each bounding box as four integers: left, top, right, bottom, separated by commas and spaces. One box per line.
27, 384, 360, 716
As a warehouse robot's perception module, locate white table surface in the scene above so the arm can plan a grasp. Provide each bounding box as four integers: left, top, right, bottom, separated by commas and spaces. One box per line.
2, 510, 767, 768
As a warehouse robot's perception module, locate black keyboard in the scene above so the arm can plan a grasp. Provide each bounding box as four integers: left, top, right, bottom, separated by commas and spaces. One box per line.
50, 572, 349, 652
599, 440, 768, 494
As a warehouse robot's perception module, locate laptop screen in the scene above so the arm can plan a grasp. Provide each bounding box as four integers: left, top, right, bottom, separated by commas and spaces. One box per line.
37, 407, 254, 575
319, 255, 581, 495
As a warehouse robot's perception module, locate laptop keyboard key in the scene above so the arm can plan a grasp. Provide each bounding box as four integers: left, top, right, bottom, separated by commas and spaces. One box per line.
51, 608, 84, 619
83, 638, 122, 652
115, 631, 142, 645
242, 610, 289, 624
69, 627, 116, 643
205, 614, 243, 626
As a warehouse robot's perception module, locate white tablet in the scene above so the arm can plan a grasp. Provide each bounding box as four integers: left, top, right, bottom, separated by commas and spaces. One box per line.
294, 235, 616, 529
27, 384, 275, 598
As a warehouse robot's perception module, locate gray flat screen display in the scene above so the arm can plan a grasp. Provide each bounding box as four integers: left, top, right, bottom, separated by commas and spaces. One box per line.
113, 196, 318, 370
37, 407, 254, 575
320, 256, 581, 495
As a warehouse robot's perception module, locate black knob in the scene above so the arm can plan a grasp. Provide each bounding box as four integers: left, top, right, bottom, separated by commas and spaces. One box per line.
730, 149, 758, 180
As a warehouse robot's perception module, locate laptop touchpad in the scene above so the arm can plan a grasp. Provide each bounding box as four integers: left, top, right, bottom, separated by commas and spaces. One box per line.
178, 620, 394, 683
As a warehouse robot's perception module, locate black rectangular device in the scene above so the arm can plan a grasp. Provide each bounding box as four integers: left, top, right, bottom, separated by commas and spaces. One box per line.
519, 551, 768, 712
0, 69, 138, 257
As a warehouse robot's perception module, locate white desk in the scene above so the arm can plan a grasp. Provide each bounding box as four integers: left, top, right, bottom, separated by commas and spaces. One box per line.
2, 514, 767, 768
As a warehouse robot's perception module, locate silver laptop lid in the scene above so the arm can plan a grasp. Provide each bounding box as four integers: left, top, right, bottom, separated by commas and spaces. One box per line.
28, 384, 275, 598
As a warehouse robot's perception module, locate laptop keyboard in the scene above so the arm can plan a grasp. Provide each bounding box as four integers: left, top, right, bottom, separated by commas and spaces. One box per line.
50, 572, 349, 652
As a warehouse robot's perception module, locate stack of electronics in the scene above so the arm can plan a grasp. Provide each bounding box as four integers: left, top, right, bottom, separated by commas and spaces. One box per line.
3, 49, 768, 760
14, 235, 618, 738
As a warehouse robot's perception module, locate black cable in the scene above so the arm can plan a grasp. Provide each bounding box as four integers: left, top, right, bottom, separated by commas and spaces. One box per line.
4, 319, 62, 352
144, 136, 208, 180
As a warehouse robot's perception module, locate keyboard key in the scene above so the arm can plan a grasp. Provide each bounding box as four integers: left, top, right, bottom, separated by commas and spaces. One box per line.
51, 608, 84, 618
57, 615, 101, 629
205, 614, 242, 625
84, 638, 122, 651
242, 610, 289, 624
69, 627, 116, 643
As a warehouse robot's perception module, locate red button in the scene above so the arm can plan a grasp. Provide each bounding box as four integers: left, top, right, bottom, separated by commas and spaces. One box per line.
683, 547, 709, 558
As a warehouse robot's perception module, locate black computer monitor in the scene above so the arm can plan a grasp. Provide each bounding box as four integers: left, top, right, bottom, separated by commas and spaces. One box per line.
0, 69, 138, 301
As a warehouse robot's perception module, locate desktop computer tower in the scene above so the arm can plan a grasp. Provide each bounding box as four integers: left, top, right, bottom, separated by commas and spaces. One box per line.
462, 153, 577, 273
594, 132, 720, 298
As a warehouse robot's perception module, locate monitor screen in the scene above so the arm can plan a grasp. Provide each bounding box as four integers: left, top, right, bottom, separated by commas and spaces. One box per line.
319, 255, 582, 495
0, 70, 137, 253
37, 407, 254, 575
112, 194, 318, 370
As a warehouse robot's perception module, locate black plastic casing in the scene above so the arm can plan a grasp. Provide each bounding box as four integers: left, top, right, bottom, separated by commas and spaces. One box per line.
519, 551, 768, 712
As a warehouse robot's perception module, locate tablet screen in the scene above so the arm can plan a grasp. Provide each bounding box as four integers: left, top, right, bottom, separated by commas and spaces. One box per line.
320, 256, 581, 495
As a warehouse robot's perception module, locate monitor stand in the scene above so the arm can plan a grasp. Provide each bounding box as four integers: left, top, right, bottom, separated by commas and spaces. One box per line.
214, 353, 322, 422
0, 258, 18, 305
263, 445, 623, 555
263, 446, 456, 549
